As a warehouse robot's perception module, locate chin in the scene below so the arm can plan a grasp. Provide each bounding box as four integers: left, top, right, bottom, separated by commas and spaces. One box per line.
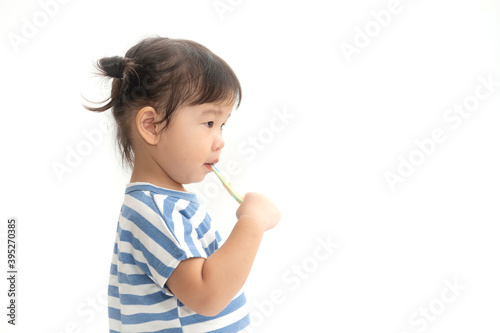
182, 173, 207, 185
177, 166, 211, 185
196, 173, 209, 183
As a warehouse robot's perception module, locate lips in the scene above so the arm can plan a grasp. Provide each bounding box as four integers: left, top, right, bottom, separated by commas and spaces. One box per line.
204, 159, 219, 171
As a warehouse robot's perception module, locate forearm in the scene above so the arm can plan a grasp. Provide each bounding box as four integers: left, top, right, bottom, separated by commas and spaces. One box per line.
200, 215, 264, 313
165, 193, 280, 317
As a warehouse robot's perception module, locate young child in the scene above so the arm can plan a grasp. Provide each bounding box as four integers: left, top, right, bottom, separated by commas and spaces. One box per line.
86, 37, 280, 332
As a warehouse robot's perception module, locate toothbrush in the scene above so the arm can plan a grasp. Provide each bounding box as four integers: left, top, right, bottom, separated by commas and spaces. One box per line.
211, 164, 244, 204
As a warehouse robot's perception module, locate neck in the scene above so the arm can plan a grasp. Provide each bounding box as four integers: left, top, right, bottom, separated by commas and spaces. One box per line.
129, 154, 187, 192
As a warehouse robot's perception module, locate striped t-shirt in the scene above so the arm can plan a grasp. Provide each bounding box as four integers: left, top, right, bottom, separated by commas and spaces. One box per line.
108, 182, 250, 332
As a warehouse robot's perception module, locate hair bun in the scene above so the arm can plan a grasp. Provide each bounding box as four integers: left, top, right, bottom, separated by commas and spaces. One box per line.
97, 56, 126, 79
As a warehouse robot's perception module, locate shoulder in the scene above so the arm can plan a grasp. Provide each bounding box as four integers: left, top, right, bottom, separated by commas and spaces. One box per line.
124, 183, 198, 214
123, 183, 210, 227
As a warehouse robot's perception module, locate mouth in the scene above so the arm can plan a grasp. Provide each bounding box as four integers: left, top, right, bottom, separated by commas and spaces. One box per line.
204, 159, 219, 171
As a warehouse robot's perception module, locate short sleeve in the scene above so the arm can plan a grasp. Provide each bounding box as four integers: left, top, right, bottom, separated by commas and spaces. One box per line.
118, 191, 209, 297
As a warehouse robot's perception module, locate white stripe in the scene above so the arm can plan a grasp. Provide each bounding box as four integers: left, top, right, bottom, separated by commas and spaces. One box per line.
109, 185, 249, 331
116, 261, 149, 279
108, 279, 179, 316
182, 301, 249, 333
200, 229, 217, 251
190, 207, 217, 250
119, 198, 184, 291
176, 289, 244, 319
117, 317, 183, 333
177, 199, 207, 256
152, 193, 168, 215
109, 317, 122, 332
190, 207, 206, 228
121, 196, 180, 261
115, 225, 176, 287
172, 199, 194, 255
108, 294, 121, 310
115, 230, 155, 267
191, 222, 207, 257
120, 299, 177, 316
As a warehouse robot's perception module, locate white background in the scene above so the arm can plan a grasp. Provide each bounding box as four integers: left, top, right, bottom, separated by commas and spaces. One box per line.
1, 0, 499, 332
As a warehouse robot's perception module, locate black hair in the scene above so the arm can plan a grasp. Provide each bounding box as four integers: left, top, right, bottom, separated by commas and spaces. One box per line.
84, 36, 242, 170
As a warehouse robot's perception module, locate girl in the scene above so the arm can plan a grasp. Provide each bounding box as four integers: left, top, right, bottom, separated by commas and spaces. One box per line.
86, 36, 280, 332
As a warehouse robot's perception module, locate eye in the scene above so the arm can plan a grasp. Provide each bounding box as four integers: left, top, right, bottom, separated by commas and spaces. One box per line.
221, 123, 226, 130
205, 121, 214, 128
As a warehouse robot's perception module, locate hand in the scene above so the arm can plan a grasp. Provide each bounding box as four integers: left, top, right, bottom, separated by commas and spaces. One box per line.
236, 192, 281, 232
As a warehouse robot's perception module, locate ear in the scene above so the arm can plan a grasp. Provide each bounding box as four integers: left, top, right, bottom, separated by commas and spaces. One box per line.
135, 106, 161, 145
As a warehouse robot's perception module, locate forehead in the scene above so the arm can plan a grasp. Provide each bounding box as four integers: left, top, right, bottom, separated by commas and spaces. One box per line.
197, 103, 234, 117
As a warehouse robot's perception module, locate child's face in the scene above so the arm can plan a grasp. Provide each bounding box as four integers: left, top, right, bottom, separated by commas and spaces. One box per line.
155, 102, 233, 186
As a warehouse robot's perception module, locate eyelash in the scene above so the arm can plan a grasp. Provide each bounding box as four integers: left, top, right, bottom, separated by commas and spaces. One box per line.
205, 121, 225, 130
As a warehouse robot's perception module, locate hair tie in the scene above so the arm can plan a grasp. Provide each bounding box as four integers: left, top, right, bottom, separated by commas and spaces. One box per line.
121, 73, 126, 80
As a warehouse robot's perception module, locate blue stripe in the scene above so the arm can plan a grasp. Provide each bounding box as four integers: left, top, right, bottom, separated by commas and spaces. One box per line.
117, 271, 155, 286
215, 230, 222, 242
162, 196, 181, 245
109, 284, 172, 307
117, 225, 185, 282
196, 216, 211, 237
117, 251, 137, 265
117, 228, 165, 279
109, 306, 121, 321
121, 204, 184, 257
206, 238, 219, 256
207, 314, 250, 333
110, 263, 117, 276
147, 328, 184, 333
180, 292, 247, 325
178, 200, 200, 219
180, 215, 201, 257
126, 183, 197, 202
119, 307, 179, 325
162, 197, 201, 257
108, 285, 119, 298
128, 190, 164, 216
109, 185, 249, 331
117, 252, 153, 277
119, 290, 171, 306
111, 327, 183, 333
112, 244, 158, 281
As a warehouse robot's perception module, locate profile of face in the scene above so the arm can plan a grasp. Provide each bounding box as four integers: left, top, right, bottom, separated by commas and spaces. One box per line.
134, 102, 233, 190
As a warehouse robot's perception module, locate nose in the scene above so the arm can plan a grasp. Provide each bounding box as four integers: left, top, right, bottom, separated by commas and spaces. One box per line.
214, 132, 225, 152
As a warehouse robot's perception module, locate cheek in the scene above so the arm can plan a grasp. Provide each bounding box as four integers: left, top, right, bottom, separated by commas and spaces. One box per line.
163, 129, 207, 163
183, 128, 211, 151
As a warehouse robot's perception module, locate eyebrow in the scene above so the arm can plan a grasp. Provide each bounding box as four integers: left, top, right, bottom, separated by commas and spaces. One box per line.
201, 109, 223, 115
201, 108, 232, 119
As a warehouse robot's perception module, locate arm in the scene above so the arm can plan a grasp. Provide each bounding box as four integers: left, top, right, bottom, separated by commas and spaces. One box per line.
166, 193, 280, 316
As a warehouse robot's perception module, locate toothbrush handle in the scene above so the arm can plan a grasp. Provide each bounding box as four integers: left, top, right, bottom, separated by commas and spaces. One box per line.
223, 181, 244, 204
